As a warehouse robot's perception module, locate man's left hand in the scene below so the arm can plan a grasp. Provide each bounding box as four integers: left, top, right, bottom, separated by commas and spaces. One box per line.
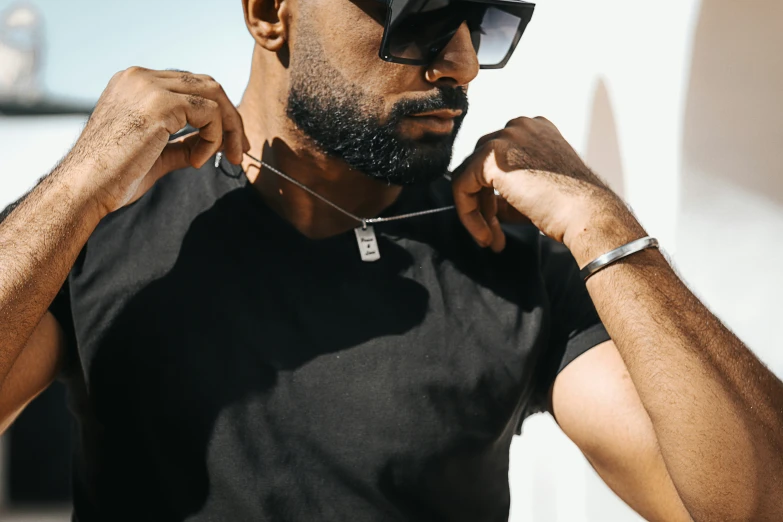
451, 116, 644, 266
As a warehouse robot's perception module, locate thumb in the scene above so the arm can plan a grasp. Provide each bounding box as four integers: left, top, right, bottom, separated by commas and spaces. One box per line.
124, 136, 201, 207
154, 134, 201, 178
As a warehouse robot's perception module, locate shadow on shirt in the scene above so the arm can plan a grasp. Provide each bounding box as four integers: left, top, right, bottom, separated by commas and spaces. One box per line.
78, 140, 537, 520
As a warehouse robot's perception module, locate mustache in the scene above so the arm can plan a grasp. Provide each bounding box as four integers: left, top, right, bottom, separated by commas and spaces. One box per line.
390, 86, 469, 120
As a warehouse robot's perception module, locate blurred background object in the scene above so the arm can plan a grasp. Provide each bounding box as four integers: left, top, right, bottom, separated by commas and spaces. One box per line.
0, 2, 41, 100
0, 2, 88, 520
0, 2, 91, 115
0, 0, 780, 520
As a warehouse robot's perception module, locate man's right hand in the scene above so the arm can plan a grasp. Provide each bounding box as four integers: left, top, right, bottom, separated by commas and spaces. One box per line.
0, 67, 249, 433
62, 67, 250, 217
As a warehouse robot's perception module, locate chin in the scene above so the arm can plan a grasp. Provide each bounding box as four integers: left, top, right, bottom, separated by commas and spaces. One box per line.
418, 133, 457, 146
384, 155, 454, 186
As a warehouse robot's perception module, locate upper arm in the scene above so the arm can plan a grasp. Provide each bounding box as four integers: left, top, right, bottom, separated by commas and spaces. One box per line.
551, 340, 693, 522
0, 311, 66, 434
523, 234, 612, 416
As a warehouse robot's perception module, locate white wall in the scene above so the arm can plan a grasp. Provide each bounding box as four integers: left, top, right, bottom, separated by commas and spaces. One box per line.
1, 0, 782, 520
475, 1, 782, 520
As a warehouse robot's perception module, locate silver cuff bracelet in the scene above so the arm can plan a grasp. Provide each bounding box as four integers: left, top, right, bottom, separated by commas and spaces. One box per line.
579, 236, 659, 282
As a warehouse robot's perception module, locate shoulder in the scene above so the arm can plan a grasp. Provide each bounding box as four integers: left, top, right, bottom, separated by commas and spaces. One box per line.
99, 155, 243, 233
75, 155, 245, 275
92, 155, 243, 241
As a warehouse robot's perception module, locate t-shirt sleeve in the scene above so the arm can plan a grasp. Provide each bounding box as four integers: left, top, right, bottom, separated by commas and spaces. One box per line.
49, 277, 80, 382
525, 235, 612, 418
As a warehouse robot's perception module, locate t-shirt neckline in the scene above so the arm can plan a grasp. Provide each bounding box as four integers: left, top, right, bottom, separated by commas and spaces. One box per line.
216, 153, 432, 243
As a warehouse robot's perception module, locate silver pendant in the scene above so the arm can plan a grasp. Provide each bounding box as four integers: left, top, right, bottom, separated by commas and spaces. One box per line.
354, 225, 381, 262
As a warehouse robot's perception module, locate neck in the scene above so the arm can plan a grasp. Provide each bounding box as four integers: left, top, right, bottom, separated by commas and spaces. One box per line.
237, 52, 402, 239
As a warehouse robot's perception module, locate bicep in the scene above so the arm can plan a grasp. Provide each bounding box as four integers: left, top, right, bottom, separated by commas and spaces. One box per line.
551, 340, 693, 522
0, 311, 66, 434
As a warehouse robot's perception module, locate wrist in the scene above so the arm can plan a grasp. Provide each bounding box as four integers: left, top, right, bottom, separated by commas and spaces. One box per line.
50, 159, 111, 226
564, 196, 647, 269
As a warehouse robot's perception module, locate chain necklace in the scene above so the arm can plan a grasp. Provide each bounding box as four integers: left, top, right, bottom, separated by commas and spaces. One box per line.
216, 151, 455, 262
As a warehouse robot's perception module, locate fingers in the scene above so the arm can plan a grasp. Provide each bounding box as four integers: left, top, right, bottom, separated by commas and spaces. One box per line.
158, 134, 200, 175
122, 138, 196, 207
453, 146, 506, 250
474, 129, 505, 150
138, 130, 222, 201
135, 134, 201, 196
169, 92, 223, 168
481, 187, 506, 253
453, 148, 491, 247
158, 71, 248, 166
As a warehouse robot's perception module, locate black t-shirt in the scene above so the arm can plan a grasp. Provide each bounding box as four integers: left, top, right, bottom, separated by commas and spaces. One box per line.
51, 155, 610, 522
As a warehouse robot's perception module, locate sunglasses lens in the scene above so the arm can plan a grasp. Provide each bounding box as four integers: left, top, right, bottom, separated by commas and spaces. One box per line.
386, 0, 462, 62
471, 6, 527, 67
383, 0, 533, 67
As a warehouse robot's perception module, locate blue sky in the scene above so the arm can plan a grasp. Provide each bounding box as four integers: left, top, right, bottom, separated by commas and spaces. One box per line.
2, 0, 255, 103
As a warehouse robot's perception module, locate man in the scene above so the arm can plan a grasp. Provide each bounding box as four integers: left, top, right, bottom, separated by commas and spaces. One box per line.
0, 0, 781, 520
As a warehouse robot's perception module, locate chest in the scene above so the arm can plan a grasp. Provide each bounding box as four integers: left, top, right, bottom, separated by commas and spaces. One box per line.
71, 218, 550, 465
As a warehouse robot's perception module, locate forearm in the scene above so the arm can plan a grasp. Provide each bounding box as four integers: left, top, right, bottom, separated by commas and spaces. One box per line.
571, 215, 783, 521
452, 113, 783, 519
0, 163, 102, 385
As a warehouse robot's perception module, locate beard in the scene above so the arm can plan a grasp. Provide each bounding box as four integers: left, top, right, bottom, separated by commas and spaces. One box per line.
286, 32, 468, 186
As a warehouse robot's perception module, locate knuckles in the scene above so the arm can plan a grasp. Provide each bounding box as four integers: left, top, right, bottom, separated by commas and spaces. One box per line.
505, 115, 557, 133
188, 74, 222, 97
115, 66, 149, 86
142, 88, 169, 113
533, 115, 554, 126
185, 94, 207, 109
119, 66, 145, 79
104, 67, 230, 123
474, 129, 513, 151
192, 73, 215, 83
472, 115, 565, 168
505, 116, 531, 128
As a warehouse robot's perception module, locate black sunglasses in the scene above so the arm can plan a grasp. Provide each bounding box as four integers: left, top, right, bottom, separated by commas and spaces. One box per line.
372, 0, 535, 69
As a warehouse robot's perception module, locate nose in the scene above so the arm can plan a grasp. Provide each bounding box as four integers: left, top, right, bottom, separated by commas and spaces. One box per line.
425, 22, 479, 86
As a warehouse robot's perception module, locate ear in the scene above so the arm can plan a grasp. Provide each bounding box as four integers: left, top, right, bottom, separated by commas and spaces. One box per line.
243, 0, 290, 52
